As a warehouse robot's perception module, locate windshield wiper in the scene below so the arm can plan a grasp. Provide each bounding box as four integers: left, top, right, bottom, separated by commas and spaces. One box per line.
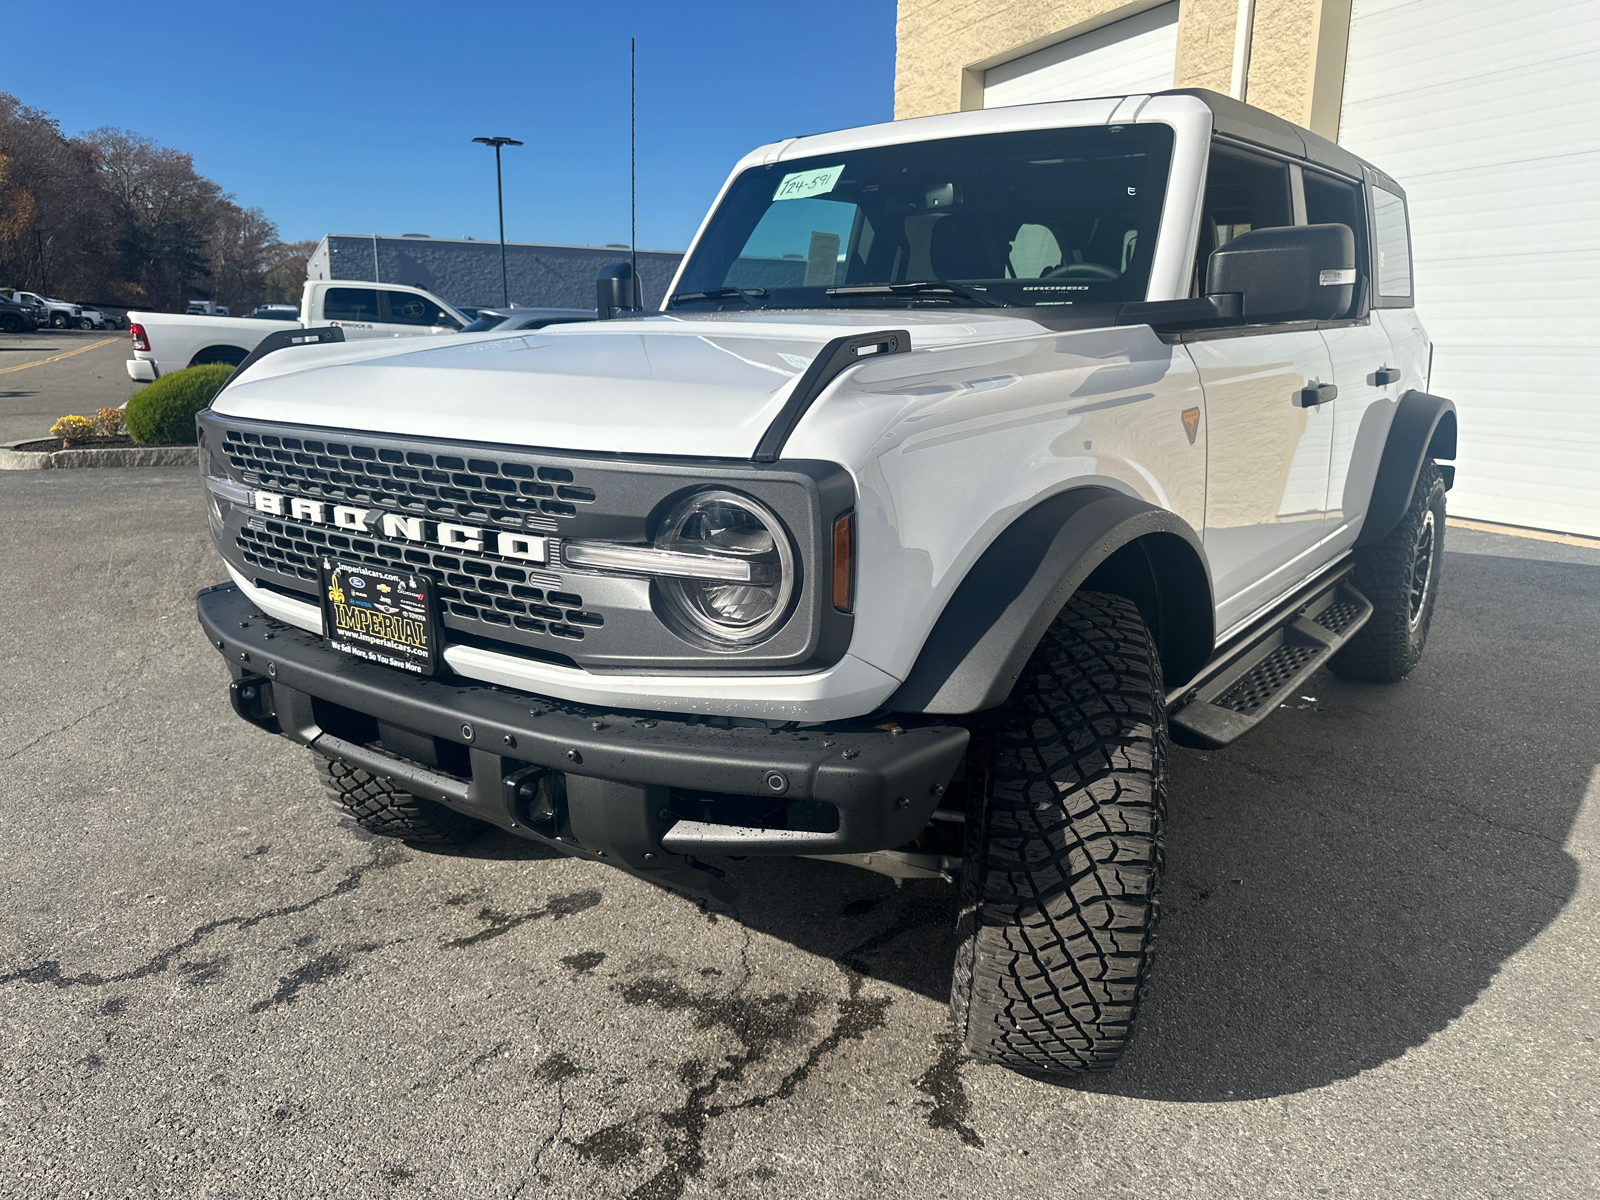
668, 286, 768, 309
826, 280, 1008, 308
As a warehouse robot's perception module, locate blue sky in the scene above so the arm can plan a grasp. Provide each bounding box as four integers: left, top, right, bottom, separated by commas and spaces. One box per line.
6, 1, 897, 251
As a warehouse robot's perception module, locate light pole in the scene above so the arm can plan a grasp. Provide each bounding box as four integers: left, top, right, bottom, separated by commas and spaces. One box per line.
472, 136, 523, 307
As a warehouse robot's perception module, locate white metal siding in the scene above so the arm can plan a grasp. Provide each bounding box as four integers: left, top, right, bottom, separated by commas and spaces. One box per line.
983, 3, 1180, 108
1339, 0, 1600, 535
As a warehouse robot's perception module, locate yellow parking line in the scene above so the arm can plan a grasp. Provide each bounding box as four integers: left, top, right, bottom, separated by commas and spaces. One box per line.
0, 336, 121, 374
1448, 517, 1600, 550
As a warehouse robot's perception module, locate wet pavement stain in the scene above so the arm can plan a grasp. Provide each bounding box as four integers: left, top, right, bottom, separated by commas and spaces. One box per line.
571, 1125, 645, 1166
560, 949, 607, 975
443, 888, 603, 949
576, 967, 892, 1200
0, 845, 406, 990
177, 956, 230, 987
914, 1031, 984, 1148
531, 1052, 587, 1085
248, 943, 380, 1013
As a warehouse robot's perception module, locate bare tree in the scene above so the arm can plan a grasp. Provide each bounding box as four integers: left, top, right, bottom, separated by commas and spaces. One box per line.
261, 239, 318, 307
2, 95, 304, 314
0, 95, 116, 298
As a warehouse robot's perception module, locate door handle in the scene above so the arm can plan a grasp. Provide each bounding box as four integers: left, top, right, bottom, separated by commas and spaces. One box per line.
1294, 383, 1338, 408
1368, 367, 1401, 386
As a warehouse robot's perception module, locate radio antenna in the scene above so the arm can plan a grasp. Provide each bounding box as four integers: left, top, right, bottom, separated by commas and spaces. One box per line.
630, 36, 638, 303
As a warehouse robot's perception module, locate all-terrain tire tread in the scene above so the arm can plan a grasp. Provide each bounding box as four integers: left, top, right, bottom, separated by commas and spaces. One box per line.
951, 590, 1166, 1074
312, 752, 483, 847
1328, 462, 1446, 683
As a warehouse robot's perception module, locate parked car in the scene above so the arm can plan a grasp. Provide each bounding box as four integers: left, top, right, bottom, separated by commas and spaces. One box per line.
185, 300, 231, 317
8, 290, 81, 328
75, 303, 113, 330
0, 294, 40, 333
128, 281, 470, 380
192, 87, 1454, 1079
249, 304, 301, 322
459, 306, 595, 333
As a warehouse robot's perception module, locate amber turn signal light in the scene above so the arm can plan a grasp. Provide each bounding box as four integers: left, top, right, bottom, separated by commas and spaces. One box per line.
832, 512, 854, 612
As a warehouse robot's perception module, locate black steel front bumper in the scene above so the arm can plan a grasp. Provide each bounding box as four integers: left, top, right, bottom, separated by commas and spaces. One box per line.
198, 582, 967, 902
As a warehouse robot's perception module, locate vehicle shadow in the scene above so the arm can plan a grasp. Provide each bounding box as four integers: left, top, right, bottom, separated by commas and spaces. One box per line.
719, 547, 1595, 1100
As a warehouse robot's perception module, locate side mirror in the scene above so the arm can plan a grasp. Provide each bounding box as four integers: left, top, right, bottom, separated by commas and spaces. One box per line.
1205, 223, 1356, 323
596, 262, 643, 320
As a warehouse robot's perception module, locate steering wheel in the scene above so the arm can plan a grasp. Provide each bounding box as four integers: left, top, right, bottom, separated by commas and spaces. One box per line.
1043, 262, 1120, 280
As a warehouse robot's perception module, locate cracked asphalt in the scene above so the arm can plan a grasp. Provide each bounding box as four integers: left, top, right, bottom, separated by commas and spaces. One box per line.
2, 466, 1597, 1199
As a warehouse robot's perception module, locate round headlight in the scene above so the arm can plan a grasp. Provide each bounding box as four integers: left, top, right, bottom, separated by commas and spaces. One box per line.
654, 490, 796, 645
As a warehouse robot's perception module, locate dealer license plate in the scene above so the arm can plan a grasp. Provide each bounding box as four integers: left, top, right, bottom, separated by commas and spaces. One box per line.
319, 558, 439, 675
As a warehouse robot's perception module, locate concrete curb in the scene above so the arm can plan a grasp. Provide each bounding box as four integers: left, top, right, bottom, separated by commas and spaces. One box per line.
0, 439, 198, 471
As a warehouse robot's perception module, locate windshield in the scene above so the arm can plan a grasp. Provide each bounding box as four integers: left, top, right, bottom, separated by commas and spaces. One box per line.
671, 124, 1172, 311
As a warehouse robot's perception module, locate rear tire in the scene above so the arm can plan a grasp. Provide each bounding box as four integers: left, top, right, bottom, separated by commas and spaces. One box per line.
312, 752, 485, 848
1329, 462, 1446, 683
949, 590, 1167, 1075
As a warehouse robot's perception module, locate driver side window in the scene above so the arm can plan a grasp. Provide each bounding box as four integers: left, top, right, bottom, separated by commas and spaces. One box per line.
1195, 148, 1293, 292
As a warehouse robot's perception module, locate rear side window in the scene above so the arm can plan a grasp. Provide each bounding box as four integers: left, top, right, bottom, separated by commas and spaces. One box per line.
1304, 170, 1369, 312
380, 290, 456, 327
1371, 186, 1413, 300
323, 288, 381, 322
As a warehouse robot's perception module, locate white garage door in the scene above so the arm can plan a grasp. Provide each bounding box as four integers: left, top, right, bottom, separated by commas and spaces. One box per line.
1339, 0, 1600, 536
983, 3, 1179, 108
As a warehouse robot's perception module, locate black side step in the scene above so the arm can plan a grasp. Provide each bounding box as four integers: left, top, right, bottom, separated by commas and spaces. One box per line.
1168, 576, 1373, 749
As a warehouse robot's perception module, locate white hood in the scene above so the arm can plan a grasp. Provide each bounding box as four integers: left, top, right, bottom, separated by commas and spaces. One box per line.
210, 310, 1049, 458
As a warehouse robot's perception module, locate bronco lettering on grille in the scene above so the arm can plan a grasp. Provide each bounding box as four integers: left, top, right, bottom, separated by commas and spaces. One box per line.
251, 488, 548, 564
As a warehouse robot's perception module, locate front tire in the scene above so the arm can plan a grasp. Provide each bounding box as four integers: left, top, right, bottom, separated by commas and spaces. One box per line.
51, 313, 69, 328
1329, 462, 1446, 683
313, 752, 485, 848
950, 590, 1167, 1075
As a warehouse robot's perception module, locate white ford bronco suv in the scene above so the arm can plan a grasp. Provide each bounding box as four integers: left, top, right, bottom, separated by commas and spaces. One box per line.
195, 89, 1455, 1076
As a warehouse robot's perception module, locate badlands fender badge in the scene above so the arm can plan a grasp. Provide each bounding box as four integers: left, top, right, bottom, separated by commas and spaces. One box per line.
1181, 407, 1201, 445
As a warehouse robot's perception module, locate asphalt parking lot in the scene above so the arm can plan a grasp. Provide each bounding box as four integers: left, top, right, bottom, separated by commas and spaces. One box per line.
0, 329, 136, 444
2, 466, 1596, 1199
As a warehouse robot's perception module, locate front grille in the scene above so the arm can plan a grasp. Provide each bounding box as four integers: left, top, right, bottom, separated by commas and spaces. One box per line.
235, 517, 604, 642
202, 410, 852, 675
221, 429, 597, 531
223, 427, 611, 649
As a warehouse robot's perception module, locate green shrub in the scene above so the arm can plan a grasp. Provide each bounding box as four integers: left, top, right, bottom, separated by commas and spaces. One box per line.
124, 363, 235, 445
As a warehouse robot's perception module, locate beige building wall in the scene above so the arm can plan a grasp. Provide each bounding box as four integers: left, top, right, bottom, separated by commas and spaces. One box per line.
895, 0, 1354, 140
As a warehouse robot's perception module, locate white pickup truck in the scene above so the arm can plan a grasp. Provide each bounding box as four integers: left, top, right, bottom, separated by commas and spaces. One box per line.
126, 281, 469, 381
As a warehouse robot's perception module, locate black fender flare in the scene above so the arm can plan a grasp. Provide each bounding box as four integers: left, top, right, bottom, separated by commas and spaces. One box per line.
887, 487, 1215, 714
1355, 390, 1457, 548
